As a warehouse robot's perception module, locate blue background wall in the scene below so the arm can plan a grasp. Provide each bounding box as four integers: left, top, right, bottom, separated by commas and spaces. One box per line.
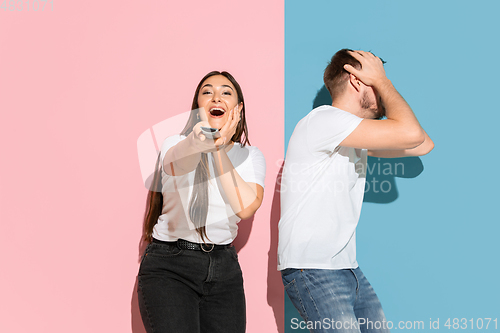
285, 0, 500, 331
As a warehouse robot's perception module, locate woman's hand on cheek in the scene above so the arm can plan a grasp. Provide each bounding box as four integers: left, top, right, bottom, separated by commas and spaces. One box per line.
215, 105, 241, 146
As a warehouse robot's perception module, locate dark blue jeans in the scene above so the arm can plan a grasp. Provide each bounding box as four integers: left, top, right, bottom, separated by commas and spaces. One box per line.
282, 267, 390, 333
137, 241, 246, 333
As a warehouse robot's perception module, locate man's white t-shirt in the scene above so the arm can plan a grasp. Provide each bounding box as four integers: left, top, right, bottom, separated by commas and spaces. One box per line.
152, 135, 266, 245
278, 105, 366, 270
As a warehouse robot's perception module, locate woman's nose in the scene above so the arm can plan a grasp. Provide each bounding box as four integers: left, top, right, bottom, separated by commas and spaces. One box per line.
211, 92, 221, 102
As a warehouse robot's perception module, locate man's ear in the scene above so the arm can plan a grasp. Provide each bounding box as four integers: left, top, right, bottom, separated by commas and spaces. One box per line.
349, 73, 361, 92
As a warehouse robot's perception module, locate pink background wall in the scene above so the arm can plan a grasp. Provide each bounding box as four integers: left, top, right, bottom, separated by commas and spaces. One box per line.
0, 1, 284, 332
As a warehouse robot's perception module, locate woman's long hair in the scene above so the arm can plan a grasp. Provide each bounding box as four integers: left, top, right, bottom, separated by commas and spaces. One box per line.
142, 71, 249, 243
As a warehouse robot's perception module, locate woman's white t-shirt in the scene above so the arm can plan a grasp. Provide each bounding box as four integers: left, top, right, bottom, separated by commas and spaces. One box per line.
152, 135, 266, 244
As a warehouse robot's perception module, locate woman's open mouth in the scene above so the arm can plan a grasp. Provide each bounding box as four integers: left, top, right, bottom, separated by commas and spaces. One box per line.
209, 107, 226, 118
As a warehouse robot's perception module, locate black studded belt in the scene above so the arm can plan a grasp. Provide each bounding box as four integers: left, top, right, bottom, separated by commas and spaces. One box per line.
153, 238, 232, 252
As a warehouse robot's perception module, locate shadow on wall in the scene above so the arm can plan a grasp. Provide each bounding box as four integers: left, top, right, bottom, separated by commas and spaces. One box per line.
267, 162, 285, 333
131, 238, 148, 333
313, 85, 424, 203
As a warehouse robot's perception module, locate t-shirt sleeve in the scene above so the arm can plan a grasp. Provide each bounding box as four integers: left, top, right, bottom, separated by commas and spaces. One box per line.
306, 107, 363, 154
237, 146, 266, 188
159, 135, 185, 174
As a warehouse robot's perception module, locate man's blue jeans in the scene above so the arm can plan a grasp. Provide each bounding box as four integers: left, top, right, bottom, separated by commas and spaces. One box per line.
281, 267, 390, 333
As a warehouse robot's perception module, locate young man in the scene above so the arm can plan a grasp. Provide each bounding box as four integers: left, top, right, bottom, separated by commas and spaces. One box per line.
278, 49, 434, 333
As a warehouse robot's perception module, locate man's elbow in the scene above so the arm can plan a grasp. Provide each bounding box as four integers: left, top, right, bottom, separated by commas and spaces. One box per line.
422, 138, 435, 155
412, 133, 434, 156
406, 129, 426, 149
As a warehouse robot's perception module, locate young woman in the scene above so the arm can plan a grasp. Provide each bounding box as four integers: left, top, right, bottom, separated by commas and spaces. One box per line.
138, 71, 266, 333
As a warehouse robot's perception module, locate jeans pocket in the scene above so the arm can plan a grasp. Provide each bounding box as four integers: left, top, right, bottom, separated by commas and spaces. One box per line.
139, 243, 153, 265
147, 243, 183, 258
223, 246, 238, 262
283, 278, 296, 290
138, 245, 183, 277
229, 247, 239, 261
283, 279, 309, 321
281, 268, 298, 277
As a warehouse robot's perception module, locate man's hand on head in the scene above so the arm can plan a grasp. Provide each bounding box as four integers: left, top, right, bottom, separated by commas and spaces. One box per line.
343, 50, 389, 88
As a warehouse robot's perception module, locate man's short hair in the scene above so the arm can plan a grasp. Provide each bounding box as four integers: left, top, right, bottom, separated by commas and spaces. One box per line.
323, 49, 361, 100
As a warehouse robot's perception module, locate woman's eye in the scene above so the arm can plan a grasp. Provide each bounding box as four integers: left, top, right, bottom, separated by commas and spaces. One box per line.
202, 91, 212, 95
223, 91, 232, 95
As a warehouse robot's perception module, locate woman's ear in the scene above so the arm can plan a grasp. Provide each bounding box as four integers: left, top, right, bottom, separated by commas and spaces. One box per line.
238, 102, 243, 112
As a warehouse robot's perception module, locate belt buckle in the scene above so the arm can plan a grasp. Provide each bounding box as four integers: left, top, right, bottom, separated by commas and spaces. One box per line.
201, 243, 215, 253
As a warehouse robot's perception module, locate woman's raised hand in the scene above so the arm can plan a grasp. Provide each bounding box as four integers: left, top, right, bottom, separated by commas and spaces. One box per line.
191, 105, 241, 151
215, 105, 241, 147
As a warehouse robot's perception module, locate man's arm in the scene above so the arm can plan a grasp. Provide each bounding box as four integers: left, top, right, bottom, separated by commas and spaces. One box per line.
340, 51, 429, 152
368, 129, 434, 157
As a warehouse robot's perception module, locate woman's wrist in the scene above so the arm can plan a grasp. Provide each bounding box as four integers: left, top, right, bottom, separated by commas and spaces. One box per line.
215, 140, 234, 153
188, 131, 216, 154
